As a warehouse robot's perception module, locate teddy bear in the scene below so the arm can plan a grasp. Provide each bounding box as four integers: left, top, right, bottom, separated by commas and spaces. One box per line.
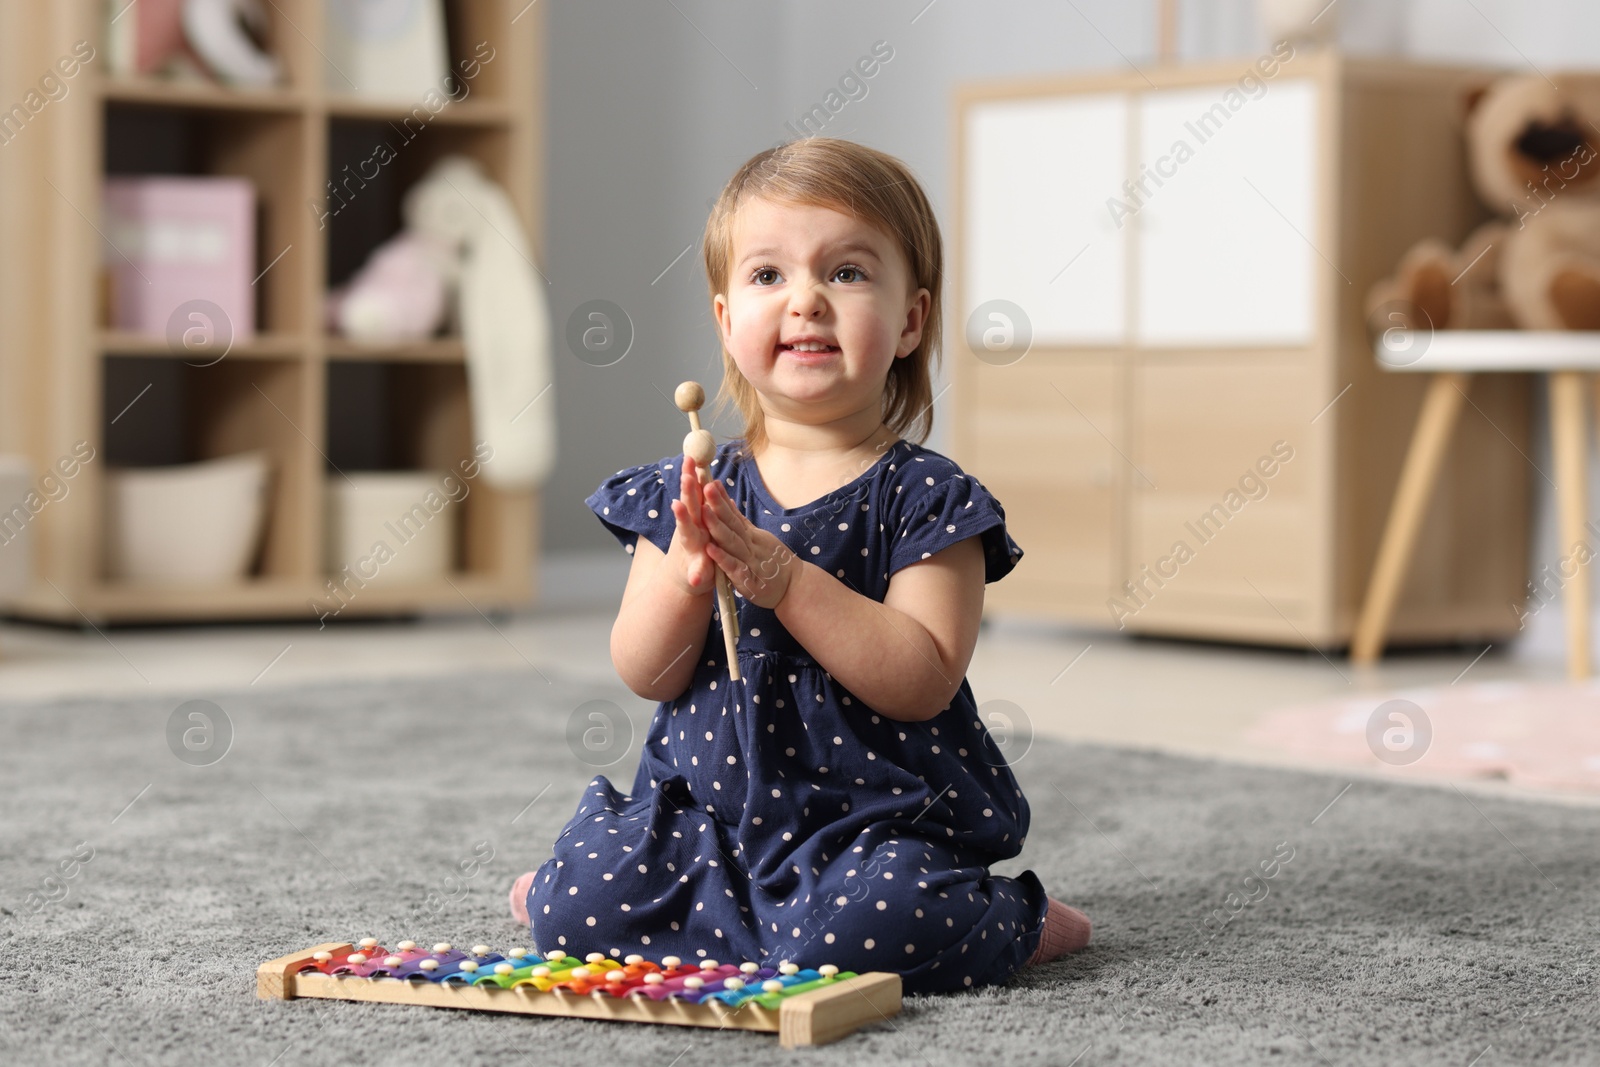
1367, 73, 1600, 334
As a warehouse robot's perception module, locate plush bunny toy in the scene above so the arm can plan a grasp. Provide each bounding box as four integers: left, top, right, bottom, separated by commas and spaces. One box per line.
327, 231, 452, 343
402, 156, 555, 490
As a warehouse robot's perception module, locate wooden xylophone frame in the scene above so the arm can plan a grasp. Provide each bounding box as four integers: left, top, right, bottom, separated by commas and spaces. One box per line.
257, 943, 902, 1049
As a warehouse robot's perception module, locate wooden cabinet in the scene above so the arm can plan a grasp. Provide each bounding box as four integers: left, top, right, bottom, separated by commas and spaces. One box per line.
953, 51, 1530, 648
0, 0, 543, 623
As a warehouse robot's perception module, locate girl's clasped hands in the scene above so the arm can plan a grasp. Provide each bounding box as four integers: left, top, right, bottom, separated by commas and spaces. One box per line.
668, 455, 797, 610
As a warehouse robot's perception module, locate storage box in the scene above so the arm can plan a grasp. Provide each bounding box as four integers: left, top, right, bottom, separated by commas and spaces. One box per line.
105, 452, 271, 585
325, 472, 456, 585
103, 176, 257, 340
323, 0, 449, 101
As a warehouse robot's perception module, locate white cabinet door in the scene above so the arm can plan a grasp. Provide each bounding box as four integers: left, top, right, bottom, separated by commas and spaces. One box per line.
964, 93, 1128, 347
1134, 79, 1319, 347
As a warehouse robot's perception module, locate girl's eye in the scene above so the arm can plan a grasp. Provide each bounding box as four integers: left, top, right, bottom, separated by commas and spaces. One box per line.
834, 265, 867, 283
752, 267, 780, 285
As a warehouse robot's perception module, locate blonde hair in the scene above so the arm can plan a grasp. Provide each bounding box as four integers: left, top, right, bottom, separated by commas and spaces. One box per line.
701, 138, 942, 457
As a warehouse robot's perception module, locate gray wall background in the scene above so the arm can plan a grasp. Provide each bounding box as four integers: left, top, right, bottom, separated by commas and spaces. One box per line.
541, 0, 1596, 658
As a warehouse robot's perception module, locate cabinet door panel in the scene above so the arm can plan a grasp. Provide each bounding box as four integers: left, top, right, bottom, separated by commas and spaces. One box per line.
965, 94, 1128, 347
1134, 362, 1312, 495
1128, 499, 1309, 616
1135, 79, 1319, 347
1125, 362, 1312, 614
971, 360, 1118, 604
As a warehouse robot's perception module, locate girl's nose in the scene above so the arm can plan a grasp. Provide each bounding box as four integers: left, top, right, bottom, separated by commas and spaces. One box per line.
789, 279, 827, 318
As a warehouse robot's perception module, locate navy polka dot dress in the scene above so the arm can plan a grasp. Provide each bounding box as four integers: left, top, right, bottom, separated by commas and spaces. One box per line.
524, 437, 1050, 994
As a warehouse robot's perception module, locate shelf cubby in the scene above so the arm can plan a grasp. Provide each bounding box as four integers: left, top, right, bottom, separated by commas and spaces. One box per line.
104, 102, 312, 337
326, 359, 479, 578
102, 355, 314, 583
326, 360, 471, 472
325, 116, 511, 292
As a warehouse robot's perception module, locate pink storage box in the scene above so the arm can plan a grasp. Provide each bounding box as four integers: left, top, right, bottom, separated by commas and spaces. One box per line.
103, 176, 257, 339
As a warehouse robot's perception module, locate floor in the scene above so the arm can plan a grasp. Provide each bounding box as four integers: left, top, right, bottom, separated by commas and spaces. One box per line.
1, 554, 1591, 807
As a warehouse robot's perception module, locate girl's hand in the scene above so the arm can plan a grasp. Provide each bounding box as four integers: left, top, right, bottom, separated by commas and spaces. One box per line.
665, 456, 718, 597
698, 478, 798, 610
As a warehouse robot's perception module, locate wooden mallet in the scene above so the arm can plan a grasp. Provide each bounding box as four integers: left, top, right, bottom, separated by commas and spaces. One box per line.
675, 381, 741, 682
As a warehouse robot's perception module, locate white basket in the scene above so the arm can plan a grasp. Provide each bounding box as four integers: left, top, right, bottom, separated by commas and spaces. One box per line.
105, 452, 271, 585
325, 472, 455, 585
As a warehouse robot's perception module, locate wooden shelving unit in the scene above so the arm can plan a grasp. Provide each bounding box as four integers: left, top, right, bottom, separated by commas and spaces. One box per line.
0, 0, 543, 624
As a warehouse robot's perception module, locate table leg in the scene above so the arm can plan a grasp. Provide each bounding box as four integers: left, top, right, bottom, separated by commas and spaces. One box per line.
1352, 372, 1472, 664
1551, 371, 1590, 679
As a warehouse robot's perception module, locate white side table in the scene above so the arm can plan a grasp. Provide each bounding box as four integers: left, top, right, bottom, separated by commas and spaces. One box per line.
1352, 331, 1600, 678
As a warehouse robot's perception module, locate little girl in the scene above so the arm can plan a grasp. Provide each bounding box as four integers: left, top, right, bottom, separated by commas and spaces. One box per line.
510, 137, 1090, 995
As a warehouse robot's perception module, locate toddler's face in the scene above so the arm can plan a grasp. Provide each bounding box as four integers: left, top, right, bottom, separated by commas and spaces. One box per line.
713, 197, 929, 427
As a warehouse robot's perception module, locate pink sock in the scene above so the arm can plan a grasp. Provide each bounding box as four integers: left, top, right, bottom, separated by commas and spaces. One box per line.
1027, 897, 1091, 966
509, 871, 535, 925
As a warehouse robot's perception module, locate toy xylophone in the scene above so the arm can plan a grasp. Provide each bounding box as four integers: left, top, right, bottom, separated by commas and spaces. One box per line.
257, 939, 901, 1048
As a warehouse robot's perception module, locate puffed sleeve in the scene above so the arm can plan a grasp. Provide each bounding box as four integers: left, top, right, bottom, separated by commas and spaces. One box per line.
584, 456, 678, 556
888, 471, 1023, 584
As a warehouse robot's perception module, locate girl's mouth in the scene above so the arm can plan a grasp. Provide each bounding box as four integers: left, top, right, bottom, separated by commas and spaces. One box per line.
778, 343, 840, 359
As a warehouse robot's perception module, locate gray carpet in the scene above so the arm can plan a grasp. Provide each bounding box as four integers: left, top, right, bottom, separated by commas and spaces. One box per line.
2, 668, 1597, 1065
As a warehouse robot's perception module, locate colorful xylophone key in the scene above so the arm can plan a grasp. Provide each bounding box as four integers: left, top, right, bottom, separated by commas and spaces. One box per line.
470, 949, 560, 989
317, 941, 506, 983
673, 961, 778, 1005
439, 945, 507, 984
293, 938, 385, 976
545, 953, 641, 994
748, 965, 851, 1009
392, 942, 474, 981
617, 955, 709, 999
507, 951, 590, 991
362, 941, 433, 978
705, 961, 808, 1007
535, 952, 621, 993
629, 960, 745, 1002
703, 962, 789, 1006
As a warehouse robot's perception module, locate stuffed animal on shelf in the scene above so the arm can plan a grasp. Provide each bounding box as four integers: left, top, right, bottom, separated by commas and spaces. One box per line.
326, 231, 451, 343
325, 156, 555, 491
182, 0, 282, 87
106, 0, 281, 85
1369, 73, 1600, 333
403, 156, 555, 490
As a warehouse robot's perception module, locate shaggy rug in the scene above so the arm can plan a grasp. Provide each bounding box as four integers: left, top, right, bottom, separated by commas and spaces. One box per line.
1, 669, 1596, 1065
